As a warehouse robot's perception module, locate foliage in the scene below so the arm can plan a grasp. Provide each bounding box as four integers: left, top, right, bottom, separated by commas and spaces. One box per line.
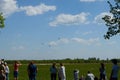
5, 57, 120, 64
102, 0, 120, 39
0, 13, 5, 28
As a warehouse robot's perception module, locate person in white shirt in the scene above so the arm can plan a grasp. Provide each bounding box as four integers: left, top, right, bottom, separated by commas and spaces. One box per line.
86, 71, 95, 80
58, 63, 66, 80
4, 62, 9, 80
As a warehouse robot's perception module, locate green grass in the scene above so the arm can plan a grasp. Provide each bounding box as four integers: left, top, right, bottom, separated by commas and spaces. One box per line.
8, 63, 120, 80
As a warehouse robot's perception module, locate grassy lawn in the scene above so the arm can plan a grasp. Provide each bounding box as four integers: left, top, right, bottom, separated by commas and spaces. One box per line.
8, 63, 120, 80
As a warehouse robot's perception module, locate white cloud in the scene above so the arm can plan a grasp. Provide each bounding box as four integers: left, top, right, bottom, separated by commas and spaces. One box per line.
71, 37, 100, 45
82, 31, 93, 35
20, 3, 56, 16
48, 37, 100, 47
11, 45, 25, 51
80, 0, 96, 2
48, 38, 69, 47
94, 12, 113, 24
0, 0, 56, 17
0, 0, 18, 17
49, 12, 89, 27
48, 41, 57, 47
80, 0, 104, 2
49, 37, 116, 48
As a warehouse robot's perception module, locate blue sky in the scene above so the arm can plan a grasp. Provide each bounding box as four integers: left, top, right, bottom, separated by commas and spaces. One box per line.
0, 0, 120, 60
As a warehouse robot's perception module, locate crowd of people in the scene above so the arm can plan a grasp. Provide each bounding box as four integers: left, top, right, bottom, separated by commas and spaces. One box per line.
0, 59, 38, 80
0, 59, 119, 80
50, 59, 120, 80
77, 59, 119, 80
0, 59, 9, 80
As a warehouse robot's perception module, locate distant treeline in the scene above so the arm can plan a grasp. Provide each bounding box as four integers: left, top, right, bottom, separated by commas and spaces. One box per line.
5, 57, 120, 64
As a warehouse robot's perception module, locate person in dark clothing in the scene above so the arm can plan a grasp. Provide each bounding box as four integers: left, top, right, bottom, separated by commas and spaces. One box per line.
28, 61, 38, 80
0, 60, 6, 80
50, 62, 57, 80
99, 63, 106, 80
110, 59, 119, 80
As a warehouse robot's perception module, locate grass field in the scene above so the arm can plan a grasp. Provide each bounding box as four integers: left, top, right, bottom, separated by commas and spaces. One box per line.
8, 63, 120, 80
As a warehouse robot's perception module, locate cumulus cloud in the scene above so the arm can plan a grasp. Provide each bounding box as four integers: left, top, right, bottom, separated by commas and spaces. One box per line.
94, 12, 113, 24
80, 0, 104, 2
82, 31, 93, 35
20, 3, 56, 16
71, 37, 100, 45
48, 41, 57, 47
0, 0, 18, 17
48, 37, 100, 47
49, 12, 89, 27
0, 0, 56, 17
80, 0, 96, 2
48, 38, 69, 47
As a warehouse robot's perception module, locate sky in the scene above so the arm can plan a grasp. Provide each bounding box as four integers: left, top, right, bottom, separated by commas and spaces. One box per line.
0, 0, 120, 60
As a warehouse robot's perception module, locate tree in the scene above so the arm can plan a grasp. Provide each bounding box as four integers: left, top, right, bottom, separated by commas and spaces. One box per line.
102, 0, 120, 39
0, 13, 5, 28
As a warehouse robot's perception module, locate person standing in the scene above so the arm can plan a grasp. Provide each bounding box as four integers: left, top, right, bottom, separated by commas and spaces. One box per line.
13, 61, 21, 80
73, 69, 79, 80
99, 63, 106, 80
85, 71, 95, 80
0, 60, 6, 80
58, 63, 66, 80
50, 62, 57, 80
4, 62, 10, 80
110, 59, 119, 80
28, 61, 38, 80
